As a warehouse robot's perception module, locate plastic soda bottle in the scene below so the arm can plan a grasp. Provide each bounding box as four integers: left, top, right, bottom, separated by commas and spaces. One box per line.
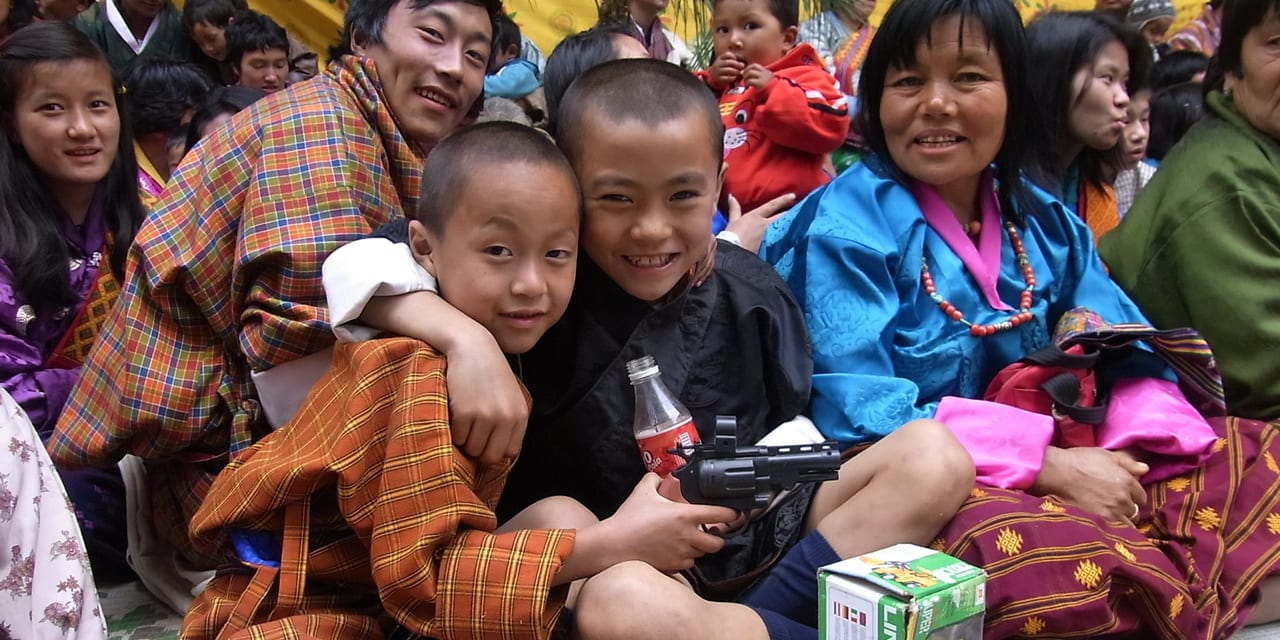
627, 355, 701, 476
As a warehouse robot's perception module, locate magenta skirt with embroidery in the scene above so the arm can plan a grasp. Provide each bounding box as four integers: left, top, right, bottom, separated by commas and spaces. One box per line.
936, 417, 1280, 639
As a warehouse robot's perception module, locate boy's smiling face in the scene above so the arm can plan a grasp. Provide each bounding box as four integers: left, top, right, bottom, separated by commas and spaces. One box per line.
574, 109, 722, 302
412, 161, 580, 354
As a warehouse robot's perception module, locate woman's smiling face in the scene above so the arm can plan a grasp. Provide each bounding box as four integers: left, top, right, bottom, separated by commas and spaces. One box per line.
880, 15, 1008, 200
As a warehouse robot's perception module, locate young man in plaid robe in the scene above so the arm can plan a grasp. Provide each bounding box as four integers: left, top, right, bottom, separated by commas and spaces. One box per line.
50, 0, 531, 571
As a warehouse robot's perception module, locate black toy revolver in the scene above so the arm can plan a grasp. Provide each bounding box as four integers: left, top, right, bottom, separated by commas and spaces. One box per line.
671, 415, 842, 512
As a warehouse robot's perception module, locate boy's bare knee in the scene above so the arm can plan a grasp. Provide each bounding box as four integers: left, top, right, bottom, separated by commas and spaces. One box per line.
578, 561, 657, 604
575, 562, 678, 639
893, 419, 975, 489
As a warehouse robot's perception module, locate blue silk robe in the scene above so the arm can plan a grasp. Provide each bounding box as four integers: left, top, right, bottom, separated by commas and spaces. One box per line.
761, 157, 1152, 449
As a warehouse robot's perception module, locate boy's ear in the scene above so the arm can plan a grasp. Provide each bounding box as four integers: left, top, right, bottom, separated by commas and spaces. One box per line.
782, 25, 798, 50
407, 219, 439, 278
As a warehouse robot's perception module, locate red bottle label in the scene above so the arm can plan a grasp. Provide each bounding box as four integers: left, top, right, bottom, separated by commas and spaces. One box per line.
636, 418, 700, 476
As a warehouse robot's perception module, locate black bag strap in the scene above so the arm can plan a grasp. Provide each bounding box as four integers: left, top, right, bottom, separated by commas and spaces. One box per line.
1020, 344, 1100, 369
1039, 372, 1108, 425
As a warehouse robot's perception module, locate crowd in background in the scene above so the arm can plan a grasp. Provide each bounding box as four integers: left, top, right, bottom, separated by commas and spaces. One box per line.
1, 0, 1279, 637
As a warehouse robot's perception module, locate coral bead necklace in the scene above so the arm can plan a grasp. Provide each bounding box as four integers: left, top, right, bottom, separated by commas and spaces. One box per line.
920, 220, 1036, 337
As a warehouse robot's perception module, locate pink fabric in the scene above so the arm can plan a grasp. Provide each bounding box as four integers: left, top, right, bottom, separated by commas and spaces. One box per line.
937, 378, 1216, 489
0, 388, 106, 639
1097, 377, 1217, 483
912, 171, 1010, 311
934, 396, 1054, 489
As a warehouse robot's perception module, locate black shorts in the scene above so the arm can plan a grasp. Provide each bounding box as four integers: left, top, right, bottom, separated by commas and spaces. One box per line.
681, 481, 818, 601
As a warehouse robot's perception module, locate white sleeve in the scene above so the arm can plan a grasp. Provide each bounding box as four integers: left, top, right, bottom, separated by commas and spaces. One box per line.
754, 415, 825, 446
665, 28, 696, 69
716, 229, 744, 248
322, 237, 438, 342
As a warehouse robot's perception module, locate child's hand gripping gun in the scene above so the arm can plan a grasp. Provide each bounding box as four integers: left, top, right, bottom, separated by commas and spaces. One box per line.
671, 415, 842, 513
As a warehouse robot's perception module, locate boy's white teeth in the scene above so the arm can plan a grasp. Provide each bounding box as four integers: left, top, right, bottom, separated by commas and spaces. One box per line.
918, 136, 961, 144
627, 254, 674, 267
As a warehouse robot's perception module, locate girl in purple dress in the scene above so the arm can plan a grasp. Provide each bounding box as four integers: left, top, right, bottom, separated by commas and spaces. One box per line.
0, 21, 147, 582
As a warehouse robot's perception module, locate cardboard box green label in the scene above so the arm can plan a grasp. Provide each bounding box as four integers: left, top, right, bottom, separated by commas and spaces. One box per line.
819, 544, 986, 640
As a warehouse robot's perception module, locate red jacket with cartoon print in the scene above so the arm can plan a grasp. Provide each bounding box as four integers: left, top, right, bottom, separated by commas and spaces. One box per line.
698, 44, 848, 212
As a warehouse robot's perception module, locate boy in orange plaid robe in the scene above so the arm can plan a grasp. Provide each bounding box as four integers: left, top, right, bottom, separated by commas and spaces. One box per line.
182, 123, 740, 640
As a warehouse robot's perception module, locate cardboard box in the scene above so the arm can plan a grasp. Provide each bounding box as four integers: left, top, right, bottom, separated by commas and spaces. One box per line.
819, 543, 986, 640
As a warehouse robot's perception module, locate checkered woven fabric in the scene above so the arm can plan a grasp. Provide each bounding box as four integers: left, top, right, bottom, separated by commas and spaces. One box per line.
44, 249, 120, 369
51, 55, 424, 565
184, 339, 574, 640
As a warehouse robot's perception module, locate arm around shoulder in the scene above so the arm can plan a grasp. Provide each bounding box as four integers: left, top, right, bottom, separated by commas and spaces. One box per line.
323, 230, 530, 462
323, 237, 438, 342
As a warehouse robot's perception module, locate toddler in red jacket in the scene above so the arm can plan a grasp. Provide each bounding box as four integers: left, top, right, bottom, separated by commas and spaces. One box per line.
699, 0, 849, 211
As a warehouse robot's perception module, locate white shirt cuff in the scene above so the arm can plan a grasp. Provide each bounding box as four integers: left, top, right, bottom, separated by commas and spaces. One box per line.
322, 237, 438, 342
716, 230, 743, 247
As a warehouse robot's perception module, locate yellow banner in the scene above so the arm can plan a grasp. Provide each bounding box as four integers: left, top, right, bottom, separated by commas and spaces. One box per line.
246, 0, 345, 59
242, 0, 1208, 70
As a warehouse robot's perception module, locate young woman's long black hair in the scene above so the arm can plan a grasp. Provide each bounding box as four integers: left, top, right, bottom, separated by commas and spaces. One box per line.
855, 0, 1041, 225
0, 21, 145, 313
1024, 12, 1150, 194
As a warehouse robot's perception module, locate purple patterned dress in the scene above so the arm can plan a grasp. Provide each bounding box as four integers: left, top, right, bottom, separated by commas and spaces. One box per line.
0, 196, 132, 581
0, 200, 107, 433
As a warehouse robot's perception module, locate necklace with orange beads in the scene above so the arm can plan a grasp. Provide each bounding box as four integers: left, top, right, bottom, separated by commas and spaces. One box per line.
920, 220, 1036, 337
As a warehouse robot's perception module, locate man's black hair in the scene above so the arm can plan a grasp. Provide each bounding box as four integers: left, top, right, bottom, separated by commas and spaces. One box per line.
494, 13, 522, 57
542, 23, 635, 132
123, 57, 215, 137
225, 10, 289, 69
1150, 49, 1209, 89
340, 0, 504, 59
185, 85, 268, 151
